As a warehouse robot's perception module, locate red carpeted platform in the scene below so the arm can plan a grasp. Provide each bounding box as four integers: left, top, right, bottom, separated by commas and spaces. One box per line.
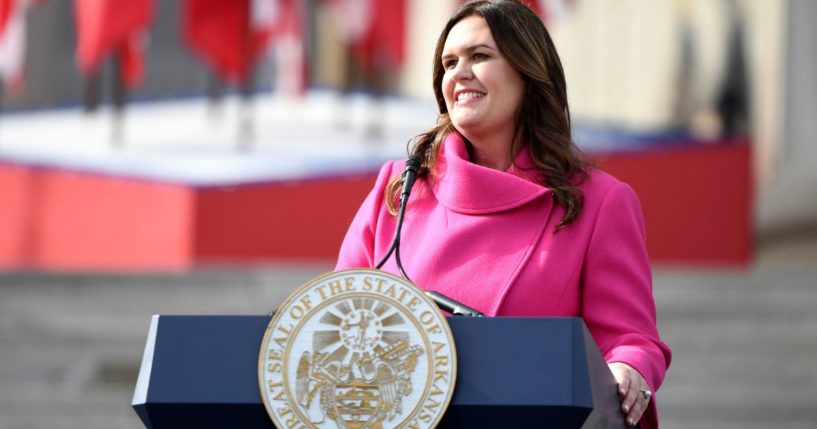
0, 139, 752, 271
594, 138, 752, 265
0, 165, 194, 271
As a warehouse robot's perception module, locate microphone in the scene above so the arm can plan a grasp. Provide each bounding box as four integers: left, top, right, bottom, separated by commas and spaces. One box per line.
425, 291, 485, 317
401, 155, 422, 201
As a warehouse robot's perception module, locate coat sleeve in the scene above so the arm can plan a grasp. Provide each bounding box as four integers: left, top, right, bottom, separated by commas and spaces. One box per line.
580, 181, 672, 429
335, 161, 397, 270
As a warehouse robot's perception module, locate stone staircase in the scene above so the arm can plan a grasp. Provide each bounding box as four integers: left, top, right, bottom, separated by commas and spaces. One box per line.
655, 265, 817, 429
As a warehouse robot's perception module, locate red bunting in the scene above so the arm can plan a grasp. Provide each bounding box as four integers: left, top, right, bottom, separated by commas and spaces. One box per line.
182, 0, 272, 84
0, 0, 28, 91
0, 0, 12, 30
327, 0, 407, 70
74, 0, 154, 88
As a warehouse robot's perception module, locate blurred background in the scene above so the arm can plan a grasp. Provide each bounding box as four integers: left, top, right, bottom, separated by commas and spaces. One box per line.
0, 0, 814, 428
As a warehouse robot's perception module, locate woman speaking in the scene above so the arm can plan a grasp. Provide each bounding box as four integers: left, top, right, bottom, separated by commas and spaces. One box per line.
336, 1, 672, 426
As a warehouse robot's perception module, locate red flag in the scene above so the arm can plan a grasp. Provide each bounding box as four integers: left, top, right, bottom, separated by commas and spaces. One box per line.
0, 0, 28, 92
329, 0, 406, 70
74, 0, 153, 88
362, 0, 406, 68
183, 0, 272, 84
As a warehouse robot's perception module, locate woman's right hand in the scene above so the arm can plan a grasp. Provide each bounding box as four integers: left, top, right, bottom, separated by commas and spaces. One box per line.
608, 362, 651, 427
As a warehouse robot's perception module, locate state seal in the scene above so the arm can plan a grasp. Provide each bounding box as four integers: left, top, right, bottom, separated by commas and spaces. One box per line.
259, 269, 457, 429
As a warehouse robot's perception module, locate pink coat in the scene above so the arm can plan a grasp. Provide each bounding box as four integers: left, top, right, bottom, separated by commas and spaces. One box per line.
336, 133, 672, 428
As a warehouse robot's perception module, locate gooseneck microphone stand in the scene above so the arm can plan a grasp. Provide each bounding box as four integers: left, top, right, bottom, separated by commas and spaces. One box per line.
375, 156, 484, 317
375, 156, 421, 281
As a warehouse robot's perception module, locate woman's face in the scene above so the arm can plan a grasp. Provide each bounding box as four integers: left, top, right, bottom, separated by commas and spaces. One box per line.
441, 16, 525, 144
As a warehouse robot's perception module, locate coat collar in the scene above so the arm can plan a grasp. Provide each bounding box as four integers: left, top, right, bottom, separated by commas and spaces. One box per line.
432, 133, 551, 214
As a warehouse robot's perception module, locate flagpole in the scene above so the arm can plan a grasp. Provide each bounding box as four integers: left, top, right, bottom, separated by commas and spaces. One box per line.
0, 83, 4, 142
238, 2, 255, 153
335, 41, 354, 132
207, 71, 224, 124
82, 69, 102, 113
365, 54, 385, 142
111, 47, 127, 149
238, 65, 255, 152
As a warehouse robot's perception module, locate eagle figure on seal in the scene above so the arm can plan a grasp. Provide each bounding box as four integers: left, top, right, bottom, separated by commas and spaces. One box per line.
295, 340, 424, 429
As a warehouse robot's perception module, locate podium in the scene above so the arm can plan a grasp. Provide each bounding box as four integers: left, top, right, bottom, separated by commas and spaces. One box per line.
132, 316, 627, 428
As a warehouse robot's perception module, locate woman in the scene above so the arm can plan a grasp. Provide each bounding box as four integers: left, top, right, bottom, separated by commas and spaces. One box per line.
336, 1, 671, 427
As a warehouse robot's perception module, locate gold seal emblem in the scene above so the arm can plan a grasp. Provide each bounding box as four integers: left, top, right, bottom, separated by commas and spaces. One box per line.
259, 269, 457, 429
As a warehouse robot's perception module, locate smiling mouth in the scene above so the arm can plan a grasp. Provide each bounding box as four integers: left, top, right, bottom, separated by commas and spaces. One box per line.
456, 91, 486, 103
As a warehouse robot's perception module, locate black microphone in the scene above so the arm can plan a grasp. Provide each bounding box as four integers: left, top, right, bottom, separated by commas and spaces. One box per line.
425, 291, 485, 317
401, 155, 422, 201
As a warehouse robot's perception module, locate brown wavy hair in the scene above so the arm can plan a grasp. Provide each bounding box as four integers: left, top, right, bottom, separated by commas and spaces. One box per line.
386, 0, 588, 229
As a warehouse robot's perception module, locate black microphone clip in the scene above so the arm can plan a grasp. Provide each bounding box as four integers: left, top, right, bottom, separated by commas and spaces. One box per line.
425, 291, 485, 317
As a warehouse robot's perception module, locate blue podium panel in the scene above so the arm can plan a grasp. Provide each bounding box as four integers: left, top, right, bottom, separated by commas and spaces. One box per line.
132, 316, 274, 428
133, 316, 625, 428
441, 317, 623, 428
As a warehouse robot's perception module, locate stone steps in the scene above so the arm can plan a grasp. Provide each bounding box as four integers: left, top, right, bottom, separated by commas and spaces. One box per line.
653, 266, 817, 429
